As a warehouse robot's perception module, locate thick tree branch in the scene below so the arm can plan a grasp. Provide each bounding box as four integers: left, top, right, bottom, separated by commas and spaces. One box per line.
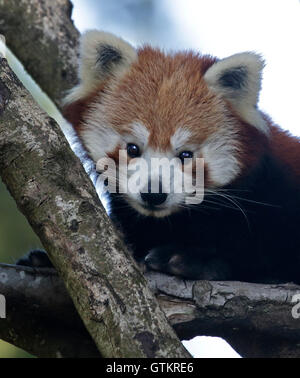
0, 0, 80, 108
2, 264, 300, 358
0, 264, 100, 358
0, 58, 191, 358
148, 272, 300, 358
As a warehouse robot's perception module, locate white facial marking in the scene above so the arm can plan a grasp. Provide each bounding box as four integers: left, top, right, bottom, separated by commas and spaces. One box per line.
123, 122, 150, 148
81, 120, 120, 162
202, 128, 241, 186
123, 147, 201, 218
171, 127, 192, 151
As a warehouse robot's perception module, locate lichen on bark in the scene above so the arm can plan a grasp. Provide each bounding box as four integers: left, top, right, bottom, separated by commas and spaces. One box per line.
0, 57, 191, 358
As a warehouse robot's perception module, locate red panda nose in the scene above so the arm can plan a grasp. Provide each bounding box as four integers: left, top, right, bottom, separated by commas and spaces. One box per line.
141, 193, 168, 207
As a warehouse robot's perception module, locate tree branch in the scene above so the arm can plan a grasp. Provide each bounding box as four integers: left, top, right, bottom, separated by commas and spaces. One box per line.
0, 0, 80, 108
2, 263, 300, 358
0, 57, 191, 358
0, 264, 100, 358
147, 272, 300, 358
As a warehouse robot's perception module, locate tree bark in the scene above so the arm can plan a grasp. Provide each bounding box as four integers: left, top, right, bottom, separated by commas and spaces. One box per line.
2, 263, 300, 358
0, 57, 191, 358
147, 272, 300, 358
0, 264, 100, 358
0, 0, 79, 108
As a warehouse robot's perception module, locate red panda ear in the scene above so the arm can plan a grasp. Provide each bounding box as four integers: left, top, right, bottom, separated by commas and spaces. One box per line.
64, 30, 137, 104
204, 52, 269, 135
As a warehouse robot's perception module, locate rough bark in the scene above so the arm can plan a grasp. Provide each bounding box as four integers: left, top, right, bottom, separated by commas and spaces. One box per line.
0, 57, 191, 358
147, 272, 300, 358
2, 264, 300, 358
0, 0, 80, 108
0, 264, 100, 358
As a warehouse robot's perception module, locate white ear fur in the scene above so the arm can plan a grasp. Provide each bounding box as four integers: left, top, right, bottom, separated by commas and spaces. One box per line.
204, 52, 269, 135
64, 30, 137, 104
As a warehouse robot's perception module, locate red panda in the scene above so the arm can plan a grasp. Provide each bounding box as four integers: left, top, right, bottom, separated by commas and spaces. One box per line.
29, 30, 300, 283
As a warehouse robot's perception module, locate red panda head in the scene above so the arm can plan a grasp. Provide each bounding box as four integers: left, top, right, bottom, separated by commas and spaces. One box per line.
63, 30, 269, 217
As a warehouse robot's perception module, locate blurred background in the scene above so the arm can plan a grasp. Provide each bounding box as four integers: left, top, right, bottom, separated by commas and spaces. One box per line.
0, 0, 299, 358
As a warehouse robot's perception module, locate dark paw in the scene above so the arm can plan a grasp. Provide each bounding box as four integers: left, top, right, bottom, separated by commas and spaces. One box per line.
145, 245, 231, 280
16, 250, 54, 268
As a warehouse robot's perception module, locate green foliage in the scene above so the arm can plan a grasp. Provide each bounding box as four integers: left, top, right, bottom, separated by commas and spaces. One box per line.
0, 179, 43, 264
0, 180, 40, 357
0, 340, 35, 358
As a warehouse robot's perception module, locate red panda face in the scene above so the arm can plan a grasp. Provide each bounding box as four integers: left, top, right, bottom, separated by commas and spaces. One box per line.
64, 31, 269, 217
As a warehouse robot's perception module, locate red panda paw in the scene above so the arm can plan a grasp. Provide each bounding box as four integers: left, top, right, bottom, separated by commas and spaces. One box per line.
144, 245, 232, 281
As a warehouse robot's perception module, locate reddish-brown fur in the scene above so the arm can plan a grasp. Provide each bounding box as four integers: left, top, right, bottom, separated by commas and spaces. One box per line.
63, 86, 106, 133
104, 48, 220, 150
20, 37, 300, 284
269, 121, 300, 185
63, 46, 300, 187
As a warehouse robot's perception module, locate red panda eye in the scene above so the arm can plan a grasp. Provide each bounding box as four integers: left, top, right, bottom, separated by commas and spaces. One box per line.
127, 143, 141, 158
179, 151, 193, 163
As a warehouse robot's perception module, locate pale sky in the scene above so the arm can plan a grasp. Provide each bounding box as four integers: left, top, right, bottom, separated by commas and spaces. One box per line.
72, 0, 300, 138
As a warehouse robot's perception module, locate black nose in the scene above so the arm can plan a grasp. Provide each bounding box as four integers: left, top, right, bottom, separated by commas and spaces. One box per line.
141, 192, 168, 207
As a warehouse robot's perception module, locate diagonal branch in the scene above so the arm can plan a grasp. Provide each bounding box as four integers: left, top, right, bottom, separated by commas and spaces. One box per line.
0, 57, 191, 358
